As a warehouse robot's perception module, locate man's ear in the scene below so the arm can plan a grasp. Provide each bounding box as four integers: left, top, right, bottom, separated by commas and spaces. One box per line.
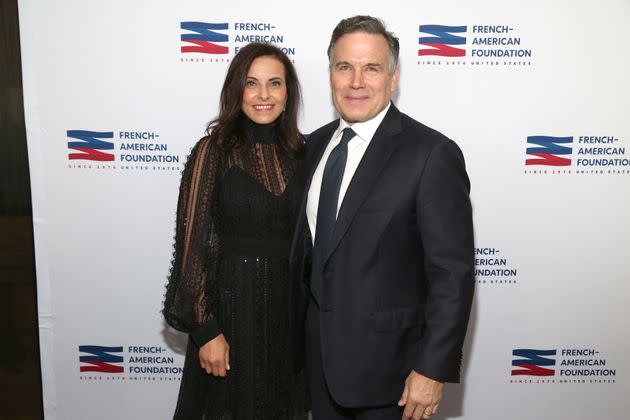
390, 67, 400, 92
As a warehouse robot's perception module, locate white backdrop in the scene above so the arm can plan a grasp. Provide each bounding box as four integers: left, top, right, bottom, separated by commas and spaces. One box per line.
19, 0, 630, 418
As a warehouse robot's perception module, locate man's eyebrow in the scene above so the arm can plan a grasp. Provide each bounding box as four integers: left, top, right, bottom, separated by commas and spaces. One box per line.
333, 60, 352, 67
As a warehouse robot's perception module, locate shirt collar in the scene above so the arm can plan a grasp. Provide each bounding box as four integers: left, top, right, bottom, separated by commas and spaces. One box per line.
336, 102, 391, 143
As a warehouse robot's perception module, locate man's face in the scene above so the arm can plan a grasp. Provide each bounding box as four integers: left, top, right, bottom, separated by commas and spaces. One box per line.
329, 32, 399, 124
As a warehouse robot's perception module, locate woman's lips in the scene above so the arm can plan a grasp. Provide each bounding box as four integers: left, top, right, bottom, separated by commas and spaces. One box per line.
253, 104, 274, 111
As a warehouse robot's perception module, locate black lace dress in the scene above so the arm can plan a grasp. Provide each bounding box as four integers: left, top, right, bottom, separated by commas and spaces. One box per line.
163, 121, 307, 419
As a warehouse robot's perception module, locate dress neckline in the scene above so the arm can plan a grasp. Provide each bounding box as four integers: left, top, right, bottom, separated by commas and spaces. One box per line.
245, 116, 277, 145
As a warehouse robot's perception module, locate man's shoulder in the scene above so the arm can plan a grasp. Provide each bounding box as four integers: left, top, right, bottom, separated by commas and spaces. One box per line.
307, 119, 339, 141
396, 110, 450, 144
304, 119, 339, 159
393, 111, 469, 170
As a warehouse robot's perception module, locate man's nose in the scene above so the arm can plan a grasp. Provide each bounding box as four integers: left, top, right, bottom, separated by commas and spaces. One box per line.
350, 70, 364, 88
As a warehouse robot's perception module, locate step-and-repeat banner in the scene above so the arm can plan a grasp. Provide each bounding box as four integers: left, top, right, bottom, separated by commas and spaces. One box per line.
19, 0, 629, 418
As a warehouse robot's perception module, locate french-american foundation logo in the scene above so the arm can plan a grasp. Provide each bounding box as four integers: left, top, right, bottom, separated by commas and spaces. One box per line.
510, 347, 617, 384
79, 344, 183, 382
66, 129, 182, 171
67, 130, 115, 162
180, 20, 297, 63
417, 24, 533, 67
79, 345, 124, 373
180, 22, 229, 54
526, 136, 572, 166
524, 134, 630, 175
419, 25, 466, 57
512, 349, 556, 376
475, 247, 518, 285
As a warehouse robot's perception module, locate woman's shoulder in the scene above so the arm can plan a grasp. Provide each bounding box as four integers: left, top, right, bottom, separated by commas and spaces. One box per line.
189, 134, 226, 158
191, 135, 214, 153
182, 135, 229, 173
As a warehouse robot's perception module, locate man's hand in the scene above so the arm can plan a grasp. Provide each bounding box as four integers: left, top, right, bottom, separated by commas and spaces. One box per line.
398, 370, 444, 419
198, 333, 230, 377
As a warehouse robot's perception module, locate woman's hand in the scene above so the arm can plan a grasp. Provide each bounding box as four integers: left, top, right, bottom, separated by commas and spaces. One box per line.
198, 333, 230, 377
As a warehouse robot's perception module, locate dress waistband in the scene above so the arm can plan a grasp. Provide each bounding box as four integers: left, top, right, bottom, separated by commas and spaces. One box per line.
221, 236, 290, 257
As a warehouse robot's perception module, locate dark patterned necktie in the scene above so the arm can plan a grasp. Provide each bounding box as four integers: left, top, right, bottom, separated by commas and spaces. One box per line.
311, 127, 356, 303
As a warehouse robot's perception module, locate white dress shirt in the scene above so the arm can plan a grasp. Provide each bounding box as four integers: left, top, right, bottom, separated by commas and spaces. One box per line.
306, 103, 391, 244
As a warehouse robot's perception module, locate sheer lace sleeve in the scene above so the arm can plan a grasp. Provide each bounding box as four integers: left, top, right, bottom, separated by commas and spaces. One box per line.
163, 136, 223, 347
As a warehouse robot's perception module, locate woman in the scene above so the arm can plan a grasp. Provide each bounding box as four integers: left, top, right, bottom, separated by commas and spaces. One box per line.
164, 42, 307, 419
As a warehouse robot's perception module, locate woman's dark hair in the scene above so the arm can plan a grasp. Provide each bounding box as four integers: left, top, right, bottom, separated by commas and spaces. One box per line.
206, 42, 303, 157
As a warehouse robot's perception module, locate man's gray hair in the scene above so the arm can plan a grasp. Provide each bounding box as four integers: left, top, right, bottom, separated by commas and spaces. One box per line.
327, 15, 400, 73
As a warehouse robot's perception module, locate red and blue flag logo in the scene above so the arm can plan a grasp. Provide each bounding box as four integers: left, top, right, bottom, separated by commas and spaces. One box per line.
67, 130, 114, 161
526, 136, 573, 166
181, 22, 229, 54
419, 25, 466, 57
512, 348, 556, 376
79, 345, 124, 373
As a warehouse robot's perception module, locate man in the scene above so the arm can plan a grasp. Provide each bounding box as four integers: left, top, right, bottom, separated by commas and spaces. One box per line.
289, 16, 474, 420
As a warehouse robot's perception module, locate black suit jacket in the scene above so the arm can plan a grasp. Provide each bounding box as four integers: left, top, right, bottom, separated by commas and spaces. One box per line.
289, 104, 474, 407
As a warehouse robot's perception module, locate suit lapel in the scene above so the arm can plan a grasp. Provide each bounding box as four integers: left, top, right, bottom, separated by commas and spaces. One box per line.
289, 121, 338, 262
304, 123, 339, 195
324, 106, 404, 263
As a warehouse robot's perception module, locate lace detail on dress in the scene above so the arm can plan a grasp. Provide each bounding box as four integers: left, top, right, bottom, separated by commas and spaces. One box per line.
164, 137, 221, 334
230, 143, 293, 197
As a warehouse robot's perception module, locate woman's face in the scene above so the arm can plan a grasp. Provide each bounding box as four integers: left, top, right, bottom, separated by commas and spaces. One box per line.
242, 56, 288, 125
